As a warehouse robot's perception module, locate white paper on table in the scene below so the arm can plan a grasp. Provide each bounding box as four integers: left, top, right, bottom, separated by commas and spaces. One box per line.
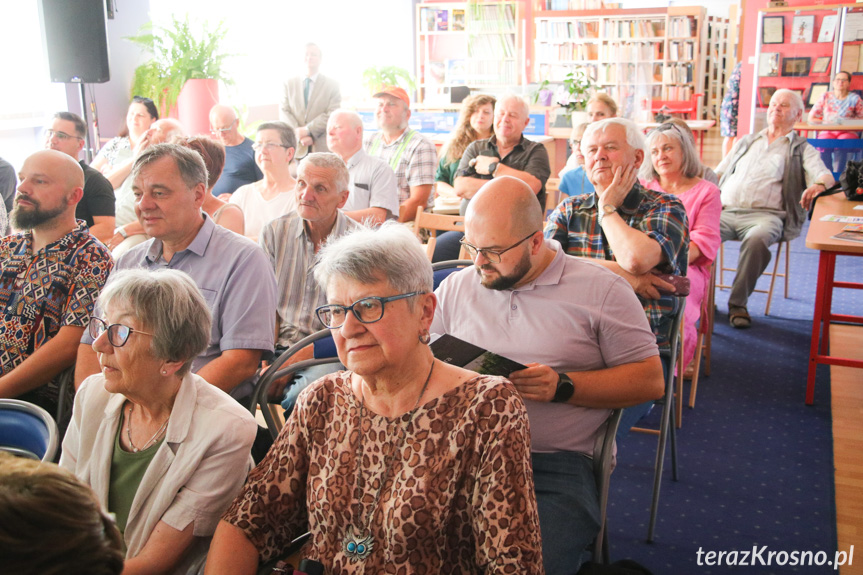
820, 214, 863, 223
854, 205, 863, 210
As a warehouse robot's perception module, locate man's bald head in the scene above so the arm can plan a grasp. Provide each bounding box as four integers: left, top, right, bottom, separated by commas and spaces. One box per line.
466, 176, 543, 238
208, 104, 242, 145
13, 150, 83, 231
150, 119, 186, 145
209, 104, 237, 126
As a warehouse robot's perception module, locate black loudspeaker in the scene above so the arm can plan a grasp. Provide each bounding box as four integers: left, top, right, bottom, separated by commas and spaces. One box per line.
38, 0, 110, 83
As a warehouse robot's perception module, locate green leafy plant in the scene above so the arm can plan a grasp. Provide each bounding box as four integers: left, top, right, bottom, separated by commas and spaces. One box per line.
126, 15, 234, 115
361, 65, 416, 96
559, 68, 595, 115
531, 79, 553, 105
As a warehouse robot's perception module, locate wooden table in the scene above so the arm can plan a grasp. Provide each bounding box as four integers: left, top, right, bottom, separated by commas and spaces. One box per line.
794, 123, 863, 137
804, 193, 863, 404
637, 119, 715, 158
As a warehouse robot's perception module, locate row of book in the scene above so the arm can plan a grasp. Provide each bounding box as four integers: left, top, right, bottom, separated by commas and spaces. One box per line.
542, 0, 614, 9
668, 40, 695, 61
419, 7, 465, 32
668, 16, 696, 38
468, 32, 516, 59
535, 42, 599, 62
600, 42, 663, 61
537, 20, 600, 41
665, 85, 694, 100
662, 63, 694, 84
598, 62, 662, 84
603, 19, 665, 39
536, 63, 599, 82
465, 3, 516, 33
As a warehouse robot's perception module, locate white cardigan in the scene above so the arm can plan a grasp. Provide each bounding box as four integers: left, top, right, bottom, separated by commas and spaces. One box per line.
60, 372, 257, 572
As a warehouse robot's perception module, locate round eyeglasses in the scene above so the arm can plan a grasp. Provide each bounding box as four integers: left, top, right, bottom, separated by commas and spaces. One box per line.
89, 317, 154, 347
315, 292, 424, 329
459, 232, 536, 264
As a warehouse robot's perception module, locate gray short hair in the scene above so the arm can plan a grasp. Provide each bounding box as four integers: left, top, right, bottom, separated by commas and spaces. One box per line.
330, 108, 363, 129
98, 269, 211, 376
258, 121, 297, 150
299, 152, 350, 193
583, 118, 645, 153
771, 88, 805, 114
314, 222, 433, 298
131, 143, 207, 191
496, 93, 530, 118
640, 123, 702, 181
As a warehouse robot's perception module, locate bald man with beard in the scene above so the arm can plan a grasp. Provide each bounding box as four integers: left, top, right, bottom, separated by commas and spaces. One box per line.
431, 176, 662, 575
0, 150, 112, 414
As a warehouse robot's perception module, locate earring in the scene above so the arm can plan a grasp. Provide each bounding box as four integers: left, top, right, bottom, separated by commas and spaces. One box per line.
419, 329, 431, 345
161, 370, 168, 375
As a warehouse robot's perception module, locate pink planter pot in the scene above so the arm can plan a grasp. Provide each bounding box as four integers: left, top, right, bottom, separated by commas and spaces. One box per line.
176, 78, 219, 136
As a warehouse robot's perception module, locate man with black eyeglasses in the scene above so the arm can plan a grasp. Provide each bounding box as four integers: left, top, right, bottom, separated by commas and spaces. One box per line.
431, 176, 662, 575
44, 112, 115, 242
0, 149, 112, 415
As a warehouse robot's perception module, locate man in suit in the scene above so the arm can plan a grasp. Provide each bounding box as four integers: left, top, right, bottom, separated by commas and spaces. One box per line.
279, 43, 341, 153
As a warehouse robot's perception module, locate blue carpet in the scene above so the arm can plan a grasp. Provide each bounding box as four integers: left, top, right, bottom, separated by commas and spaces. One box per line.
609, 221, 862, 574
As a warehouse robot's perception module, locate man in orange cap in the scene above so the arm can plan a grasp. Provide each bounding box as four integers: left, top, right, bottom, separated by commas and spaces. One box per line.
363, 86, 437, 223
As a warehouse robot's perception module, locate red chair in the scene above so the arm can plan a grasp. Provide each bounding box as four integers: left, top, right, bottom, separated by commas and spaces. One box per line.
651, 93, 703, 119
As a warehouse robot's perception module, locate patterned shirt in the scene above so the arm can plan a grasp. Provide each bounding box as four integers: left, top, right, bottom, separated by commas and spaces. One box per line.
809, 91, 863, 124
364, 128, 437, 208
0, 221, 113, 390
259, 210, 362, 348
543, 182, 689, 352
223, 372, 543, 573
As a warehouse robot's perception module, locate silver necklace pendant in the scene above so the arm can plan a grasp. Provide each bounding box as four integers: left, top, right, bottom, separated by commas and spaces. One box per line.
342, 527, 374, 561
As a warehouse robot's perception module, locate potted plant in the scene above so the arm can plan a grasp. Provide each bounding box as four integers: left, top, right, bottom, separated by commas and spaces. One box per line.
361, 65, 416, 97
557, 68, 595, 125
126, 15, 233, 135
530, 79, 555, 107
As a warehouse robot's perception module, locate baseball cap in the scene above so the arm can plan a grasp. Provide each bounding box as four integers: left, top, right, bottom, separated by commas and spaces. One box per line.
373, 86, 410, 107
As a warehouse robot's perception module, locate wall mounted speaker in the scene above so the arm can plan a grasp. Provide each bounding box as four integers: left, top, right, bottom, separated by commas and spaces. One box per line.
38, 0, 110, 83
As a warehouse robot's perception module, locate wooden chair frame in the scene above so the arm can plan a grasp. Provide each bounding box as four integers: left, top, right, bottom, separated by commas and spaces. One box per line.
718, 240, 790, 315
414, 207, 468, 261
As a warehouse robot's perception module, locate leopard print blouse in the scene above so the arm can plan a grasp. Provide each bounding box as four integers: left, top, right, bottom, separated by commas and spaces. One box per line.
223, 371, 543, 574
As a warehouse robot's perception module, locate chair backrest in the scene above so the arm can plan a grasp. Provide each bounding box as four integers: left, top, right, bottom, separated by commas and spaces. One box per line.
415, 207, 467, 260
432, 259, 473, 289
592, 408, 623, 561
0, 399, 59, 462
546, 177, 561, 214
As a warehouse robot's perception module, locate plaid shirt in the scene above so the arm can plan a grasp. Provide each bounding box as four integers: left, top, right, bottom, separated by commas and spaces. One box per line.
364, 129, 437, 207
543, 182, 689, 353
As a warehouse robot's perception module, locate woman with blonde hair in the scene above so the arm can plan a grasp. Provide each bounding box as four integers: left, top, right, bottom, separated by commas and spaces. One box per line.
435, 93, 497, 195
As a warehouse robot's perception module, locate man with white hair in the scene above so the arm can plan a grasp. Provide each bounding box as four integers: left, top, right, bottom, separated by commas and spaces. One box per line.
716, 88, 833, 328
326, 109, 399, 224
364, 86, 437, 223
455, 93, 551, 210
544, 117, 688, 433
209, 104, 262, 198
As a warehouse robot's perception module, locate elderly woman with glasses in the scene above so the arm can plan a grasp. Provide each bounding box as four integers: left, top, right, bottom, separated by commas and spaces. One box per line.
206, 223, 542, 575
60, 269, 257, 575
229, 121, 298, 240
640, 123, 721, 371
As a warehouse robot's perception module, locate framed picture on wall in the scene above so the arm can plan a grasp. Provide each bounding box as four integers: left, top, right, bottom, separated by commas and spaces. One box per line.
792, 15, 815, 43
813, 56, 832, 74
782, 56, 811, 76
818, 15, 838, 43
763, 16, 785, 44
807, 83, 830, 107
758, 86, 777, 107
759, 52, 781, 77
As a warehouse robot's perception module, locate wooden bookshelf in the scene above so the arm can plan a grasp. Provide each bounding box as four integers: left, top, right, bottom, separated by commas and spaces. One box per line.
703, 12, 733, 122
533, 6, 708, 118
416, 1, 523, 104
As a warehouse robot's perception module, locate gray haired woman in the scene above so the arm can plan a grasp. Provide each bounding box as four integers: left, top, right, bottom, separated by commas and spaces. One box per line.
207, 223, 542, 574
61, 269, 257, 575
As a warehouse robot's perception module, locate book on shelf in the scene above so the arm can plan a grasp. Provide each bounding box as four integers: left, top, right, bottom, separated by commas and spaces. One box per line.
446, 59, 467, 85
431, 334, 526, 378
419, 7, 435, 32
452, 9, 465, 31
435, 9, 448, 31
427, 61, 446, 85
669, 16, 694, 37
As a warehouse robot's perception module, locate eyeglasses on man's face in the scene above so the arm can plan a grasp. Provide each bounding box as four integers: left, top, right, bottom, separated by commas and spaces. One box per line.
459, 232, 536, 264
88, 317, 154, 347
252, 142, 289, 152
210, 119, 237, 134
315, 292, 423, 329
45, 129, 83, 142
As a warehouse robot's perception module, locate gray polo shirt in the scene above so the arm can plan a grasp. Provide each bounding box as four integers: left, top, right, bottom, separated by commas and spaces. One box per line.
260, 210, 362, 348
82, 213, 277, 375
457, 134, 551, 208
431, 240, 658, 455
343, 148, 400, 219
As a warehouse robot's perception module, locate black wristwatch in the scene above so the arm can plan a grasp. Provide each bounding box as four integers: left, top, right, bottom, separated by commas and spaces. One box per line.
487, 161, 499, 176
552, 372, 575, 403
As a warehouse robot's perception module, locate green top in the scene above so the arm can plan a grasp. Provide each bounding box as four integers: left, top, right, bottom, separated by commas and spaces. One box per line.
436, 155, 461, 187
108, 413, 163, 535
